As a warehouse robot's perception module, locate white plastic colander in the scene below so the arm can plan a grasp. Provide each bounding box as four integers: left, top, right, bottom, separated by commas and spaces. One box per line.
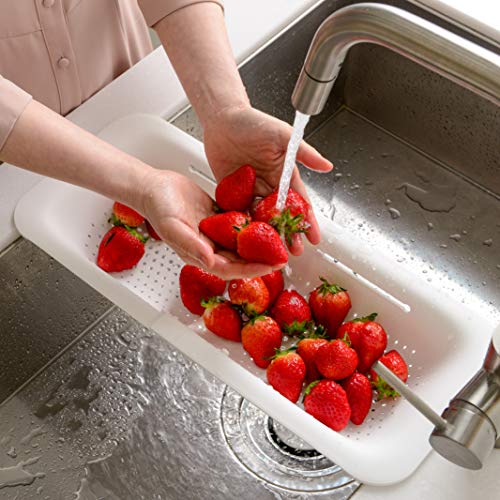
15, 114, 494, 485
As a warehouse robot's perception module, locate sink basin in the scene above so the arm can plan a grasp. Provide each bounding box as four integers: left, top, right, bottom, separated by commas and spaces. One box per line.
1, 0, 499, 498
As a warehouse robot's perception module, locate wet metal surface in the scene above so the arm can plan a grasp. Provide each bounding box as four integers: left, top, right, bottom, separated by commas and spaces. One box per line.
0, 309, 360, 499
304, 108, 500, 319
0, 239, 112, 403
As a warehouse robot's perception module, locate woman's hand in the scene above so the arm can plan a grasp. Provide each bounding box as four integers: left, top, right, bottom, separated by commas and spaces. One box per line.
138, 168, 282, 280
203, 105, 333, 255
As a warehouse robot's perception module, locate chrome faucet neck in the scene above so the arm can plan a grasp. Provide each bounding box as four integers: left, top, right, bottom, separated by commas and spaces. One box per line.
292, 3, 500, 115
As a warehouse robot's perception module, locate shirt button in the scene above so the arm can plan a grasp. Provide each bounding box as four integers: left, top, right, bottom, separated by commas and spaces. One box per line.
43, 0, 55, 7
58, 57, 70, 69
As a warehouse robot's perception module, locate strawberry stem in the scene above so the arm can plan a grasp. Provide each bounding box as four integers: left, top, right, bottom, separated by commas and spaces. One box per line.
317, 277, 346, 295
352, 312, 378, 323
304, 380, 321, 397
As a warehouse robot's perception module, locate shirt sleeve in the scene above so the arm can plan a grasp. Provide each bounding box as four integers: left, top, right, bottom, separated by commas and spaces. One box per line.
0, 75, 32, 153
138, 0, 224, 28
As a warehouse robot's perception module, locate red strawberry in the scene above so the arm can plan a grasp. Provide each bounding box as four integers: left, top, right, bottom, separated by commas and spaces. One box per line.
261, 270, 284, 306
353, 320, 388, 373
309, 278, 351, 337
369, 350, 408, 399
241, 316, 282, 369
315, 337, 358, 380
215, 165, 256, 212
253, 189, 310, 244
145, 220, 161, 240
97, 226, 146, 272
271, 290, 312, 334
202, 298, 242, 342
179, 265, 226, 316
228, 277, 270, 316
267, 349, 306, 403
341, 373, 372, 425
336, 313, 378, 351
297, 332, 329, 384
236, 221, 288, 266
199, 211, 248, 251
304, 380, 351, 431
111, 201, 145, 227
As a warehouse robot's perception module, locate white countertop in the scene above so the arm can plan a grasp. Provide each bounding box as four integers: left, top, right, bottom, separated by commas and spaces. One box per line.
1, 0, 499, 496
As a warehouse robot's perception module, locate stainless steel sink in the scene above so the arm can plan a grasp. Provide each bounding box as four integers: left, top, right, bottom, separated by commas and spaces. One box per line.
1, 0, 498, 498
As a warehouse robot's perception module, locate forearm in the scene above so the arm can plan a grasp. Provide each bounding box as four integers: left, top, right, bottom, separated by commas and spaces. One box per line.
154, 2, 249, 127
0, 99, 154, 213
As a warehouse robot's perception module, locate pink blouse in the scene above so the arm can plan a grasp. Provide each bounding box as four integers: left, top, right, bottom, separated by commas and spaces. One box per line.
0, 0, 223, 152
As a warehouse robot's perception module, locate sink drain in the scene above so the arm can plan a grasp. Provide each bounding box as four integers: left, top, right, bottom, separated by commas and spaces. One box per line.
220, 387, 357, 494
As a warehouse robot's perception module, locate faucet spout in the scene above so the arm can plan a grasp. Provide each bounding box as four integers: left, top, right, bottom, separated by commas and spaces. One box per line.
292, 3, 500, 115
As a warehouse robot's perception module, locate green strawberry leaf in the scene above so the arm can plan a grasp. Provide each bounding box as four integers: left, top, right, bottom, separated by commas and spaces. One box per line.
352, 312, 378, 323
317, 277, 346, 295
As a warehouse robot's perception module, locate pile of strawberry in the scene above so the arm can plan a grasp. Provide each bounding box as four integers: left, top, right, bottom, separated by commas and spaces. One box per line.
199, 164, 311, 265
178, 165, 408, 433
179, 268, 409, 432
96, 202, 161, 272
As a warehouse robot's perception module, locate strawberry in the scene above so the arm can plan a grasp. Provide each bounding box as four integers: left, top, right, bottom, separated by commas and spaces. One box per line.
179, 265, 226, 316
253, 189, 310, 244
202, 298, 242, 342
145, 220, 161, 240
271, 290, 312, 334
236, 221, 288, 266
111, 201, 145, 227
97, 226, 146, 272
304, 380, 351, 431
315, 337, 358, 380
336, 313, 378, 351
215, 165, 256, 212
228, 277, 270, 316
199, 211, 248, 251
309, 278, 351, 337
351, 319, 388, 373
369, 350, 408, 399
261, 270, 284, 306
266, 349, 306, 403
241, 316, 282, 369
341, 373, 373, 425
297, 331, 329, 383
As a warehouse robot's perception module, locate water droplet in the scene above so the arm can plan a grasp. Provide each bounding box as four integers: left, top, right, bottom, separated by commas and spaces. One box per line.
399, 183, 456, 212
388, 207, 401, 219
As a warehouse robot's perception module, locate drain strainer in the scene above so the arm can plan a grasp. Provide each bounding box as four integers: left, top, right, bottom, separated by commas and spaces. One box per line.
220, 387, 357, 493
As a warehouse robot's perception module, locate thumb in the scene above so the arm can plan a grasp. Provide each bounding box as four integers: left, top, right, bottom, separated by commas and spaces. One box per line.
296, 140, 333, 172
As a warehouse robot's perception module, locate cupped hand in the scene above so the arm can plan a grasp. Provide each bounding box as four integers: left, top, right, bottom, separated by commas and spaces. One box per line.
203, 105, 333, 255
138, 168, 281, 280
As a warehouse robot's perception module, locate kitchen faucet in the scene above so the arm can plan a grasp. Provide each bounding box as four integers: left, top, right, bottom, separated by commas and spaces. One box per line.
291, 3, 500, 115
291, 2, 500, 469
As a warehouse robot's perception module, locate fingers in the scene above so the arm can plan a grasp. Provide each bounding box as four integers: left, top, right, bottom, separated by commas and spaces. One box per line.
208, 254, 283, 280
290, 169, 321, 246
296, 140, 333, 173
160, 218, 215, 269
164, 218, 285, 279
287, 233, 304, 256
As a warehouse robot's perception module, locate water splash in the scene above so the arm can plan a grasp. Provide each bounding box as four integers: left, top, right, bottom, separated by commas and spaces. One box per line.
276, 111, 310, 211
